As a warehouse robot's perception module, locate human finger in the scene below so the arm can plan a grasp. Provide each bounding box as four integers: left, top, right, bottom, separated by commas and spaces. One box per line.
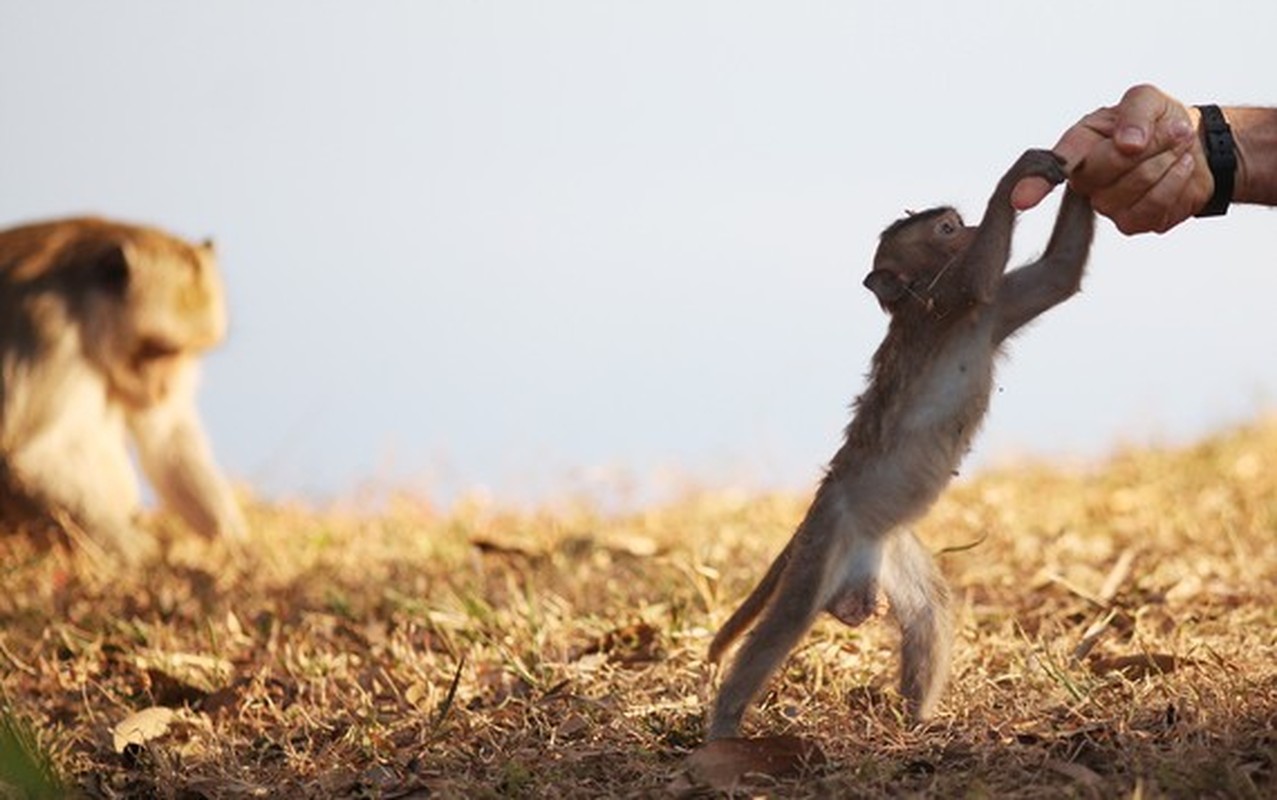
1011, 107, 1116, 210
1068, 87, 1196, 203
1105, 147, 1211, 235
1069, 104, 1197, 201
1111, 83, 1194, 157
1080, 144, 1184, 210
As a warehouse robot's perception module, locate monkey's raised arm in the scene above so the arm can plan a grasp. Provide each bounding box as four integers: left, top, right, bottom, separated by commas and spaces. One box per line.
993, 188, 1094, 342
961, 150, 1068, 303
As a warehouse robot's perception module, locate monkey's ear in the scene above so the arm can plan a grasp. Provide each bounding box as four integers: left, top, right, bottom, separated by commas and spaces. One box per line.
93, 244, 131, 295
863, 269, 906, 309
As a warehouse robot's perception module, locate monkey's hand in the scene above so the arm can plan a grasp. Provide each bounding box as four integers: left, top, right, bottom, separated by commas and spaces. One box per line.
1000, 149, 1067, 197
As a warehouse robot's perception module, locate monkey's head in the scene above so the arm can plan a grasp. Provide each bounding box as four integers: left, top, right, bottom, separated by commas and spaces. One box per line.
864, 206, 974, 313
74, 227, 227, 409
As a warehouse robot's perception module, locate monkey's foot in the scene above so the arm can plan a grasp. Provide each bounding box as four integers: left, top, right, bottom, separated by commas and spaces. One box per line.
684, 736, 826, 790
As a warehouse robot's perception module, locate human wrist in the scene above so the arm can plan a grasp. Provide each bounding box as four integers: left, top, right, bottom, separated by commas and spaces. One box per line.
1194, 105, 1236, 216
1221, 106, 1277, 207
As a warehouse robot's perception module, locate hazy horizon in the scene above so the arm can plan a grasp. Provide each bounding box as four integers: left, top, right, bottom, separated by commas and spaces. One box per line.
3, 2, 1275, 508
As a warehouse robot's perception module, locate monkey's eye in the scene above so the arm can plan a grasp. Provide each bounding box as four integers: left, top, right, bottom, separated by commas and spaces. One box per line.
937, 220, 957, 236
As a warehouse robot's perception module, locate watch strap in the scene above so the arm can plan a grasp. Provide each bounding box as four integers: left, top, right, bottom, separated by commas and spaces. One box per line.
1194, 104, 1236, 217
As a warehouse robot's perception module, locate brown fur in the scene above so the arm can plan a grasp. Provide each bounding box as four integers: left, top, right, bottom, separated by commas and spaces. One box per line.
707, 150, 1095, 739
0, 216, 245, 561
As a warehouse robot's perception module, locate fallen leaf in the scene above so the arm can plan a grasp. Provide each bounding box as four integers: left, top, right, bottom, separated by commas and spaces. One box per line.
684, 735, 825, 790
201, 677, 250, 715
605, 533, 660, 557
145, 668, 209, 707
1097, 548, 1137, 603
112, 706, 175, 753
472, 660, 532, 706
1044, 758, 1102, 787
554, 712, 589, 740
569, 622, 661, 665
1089, 653, 1182, 679
1071, 608, 1118, 665
470, 538, 536, 559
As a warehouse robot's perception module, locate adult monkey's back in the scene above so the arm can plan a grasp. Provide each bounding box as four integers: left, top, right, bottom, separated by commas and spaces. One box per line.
708, 150, 1095, 740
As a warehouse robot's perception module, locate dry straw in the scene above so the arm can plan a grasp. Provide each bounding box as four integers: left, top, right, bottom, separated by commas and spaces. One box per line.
1, 420, 1275, 797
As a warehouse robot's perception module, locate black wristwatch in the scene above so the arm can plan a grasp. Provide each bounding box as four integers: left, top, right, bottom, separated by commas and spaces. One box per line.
1194, 104, 1237, 217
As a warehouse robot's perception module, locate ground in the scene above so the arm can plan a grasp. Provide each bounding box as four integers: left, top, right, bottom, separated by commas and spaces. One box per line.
1, 421, 1275, 798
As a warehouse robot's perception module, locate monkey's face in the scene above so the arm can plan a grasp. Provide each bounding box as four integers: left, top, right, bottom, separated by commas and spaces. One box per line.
80, 238, 226, 408
865, 208, 973, 312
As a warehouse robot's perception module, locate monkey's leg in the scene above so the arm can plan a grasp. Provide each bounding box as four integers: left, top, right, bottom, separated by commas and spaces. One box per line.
708, 560, 826, 740
879, 529, 952, 721
15, 416, 149, 562
707, 505, 883, 740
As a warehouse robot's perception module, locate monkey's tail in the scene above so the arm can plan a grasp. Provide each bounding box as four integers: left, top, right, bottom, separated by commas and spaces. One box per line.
708, 539, 793, 664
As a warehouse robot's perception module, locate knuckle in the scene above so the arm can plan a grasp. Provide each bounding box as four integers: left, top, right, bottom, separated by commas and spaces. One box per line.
1149, 208, 1173, 234
1113, 212, 1146, 236
1124, 82, 1163, 106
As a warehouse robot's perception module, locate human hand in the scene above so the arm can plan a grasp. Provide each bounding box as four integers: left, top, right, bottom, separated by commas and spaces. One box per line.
1012, 84, 1214, 234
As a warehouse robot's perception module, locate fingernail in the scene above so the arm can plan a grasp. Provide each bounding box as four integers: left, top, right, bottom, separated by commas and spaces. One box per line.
1116, 125, 1147, 148
1169, 118, 1193, 140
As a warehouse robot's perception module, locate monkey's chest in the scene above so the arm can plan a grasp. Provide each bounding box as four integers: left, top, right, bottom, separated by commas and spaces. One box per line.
898, 338, 993, 440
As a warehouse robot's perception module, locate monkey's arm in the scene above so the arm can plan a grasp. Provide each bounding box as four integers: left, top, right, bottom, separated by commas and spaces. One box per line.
993, 188, 1094, 342
965, 150, 1068, 303
128, 363, 247, 541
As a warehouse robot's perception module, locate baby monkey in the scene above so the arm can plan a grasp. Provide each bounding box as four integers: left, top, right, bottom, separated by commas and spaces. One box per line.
707, 149, 1094, 740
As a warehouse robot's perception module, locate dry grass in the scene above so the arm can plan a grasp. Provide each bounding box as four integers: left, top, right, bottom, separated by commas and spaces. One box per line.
2, 420, 1276, 798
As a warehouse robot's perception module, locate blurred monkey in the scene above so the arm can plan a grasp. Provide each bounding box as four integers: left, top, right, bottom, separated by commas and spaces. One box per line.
0, 217, 246, 561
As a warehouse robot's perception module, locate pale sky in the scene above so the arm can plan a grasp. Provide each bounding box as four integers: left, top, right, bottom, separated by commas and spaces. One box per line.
3, 2, 1275, 506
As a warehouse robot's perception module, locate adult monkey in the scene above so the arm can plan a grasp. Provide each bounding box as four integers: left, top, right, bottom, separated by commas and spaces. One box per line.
707, 150, 1094, 739
0, 216, 246, 561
